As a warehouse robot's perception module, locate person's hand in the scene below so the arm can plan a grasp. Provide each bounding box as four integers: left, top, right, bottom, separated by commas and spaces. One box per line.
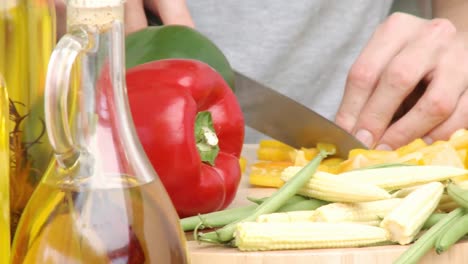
124, 0, 194, 34
335, 12, 468, 150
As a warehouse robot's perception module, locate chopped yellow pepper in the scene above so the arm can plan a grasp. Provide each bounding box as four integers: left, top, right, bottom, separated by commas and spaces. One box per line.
249, 130, 468, 189
321, 157, 345, 167
239, 156, 247, 174
337, 149, 400, 173
317, 143, 337, 155
256, 140, 295, 161
257, 147, 293, 161
248, 161, 292, 188
348, 148, 399, 161
449, 129, 468, 150
259, 139, 294, 149
395, 138, 427, 156
407, 142, 465, 167
319, 157, 345, 174
457, 149, 467, 168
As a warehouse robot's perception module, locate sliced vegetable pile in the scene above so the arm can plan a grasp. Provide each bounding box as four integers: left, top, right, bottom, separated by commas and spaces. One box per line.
181, 129, 468, 263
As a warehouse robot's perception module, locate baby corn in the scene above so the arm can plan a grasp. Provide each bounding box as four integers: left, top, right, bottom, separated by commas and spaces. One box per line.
391, 185, 422, 198
313, 198, 402, 225
256, 210, 316, 223
380, 182, 444, 245
437, 194, 458, 212
281, 168, 391, 203
235, 222, 389, 251
339, 165, 468, 191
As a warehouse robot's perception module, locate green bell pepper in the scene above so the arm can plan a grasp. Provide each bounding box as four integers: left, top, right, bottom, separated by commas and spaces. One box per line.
125, 25, 235, 90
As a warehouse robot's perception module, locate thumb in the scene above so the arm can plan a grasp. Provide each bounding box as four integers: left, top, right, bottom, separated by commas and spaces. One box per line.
145, 0, 195, 28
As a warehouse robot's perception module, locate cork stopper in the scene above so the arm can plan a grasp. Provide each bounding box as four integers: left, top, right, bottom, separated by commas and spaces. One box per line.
67, 0, 125, 8
67, 0, 124, 28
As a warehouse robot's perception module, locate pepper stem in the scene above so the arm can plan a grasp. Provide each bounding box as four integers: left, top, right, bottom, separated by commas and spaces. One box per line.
195, 111, 220, 165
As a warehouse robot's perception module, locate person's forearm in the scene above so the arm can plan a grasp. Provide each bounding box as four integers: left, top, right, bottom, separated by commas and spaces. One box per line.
432, 0, 468, 31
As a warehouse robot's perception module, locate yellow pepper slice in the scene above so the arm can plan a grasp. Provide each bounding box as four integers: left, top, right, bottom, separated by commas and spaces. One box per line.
395, 138, 427, 156
256, 139, 295, 161
249, 174, 284, 188
248, 161, 293, 188
418, 143, 464, 168
337, 149, 400, 172
239, 156, 247, 173
336, 154, 372, 173
289, 148, 319, 163
319, 157, 345, 174
348, 148, 399, 161
259, 139, 294, 149
317, 143, 337, 155
321, 157, 345, 167
257, 147, 293, 161
449, 129, 468, 150
457, 149, 467, 169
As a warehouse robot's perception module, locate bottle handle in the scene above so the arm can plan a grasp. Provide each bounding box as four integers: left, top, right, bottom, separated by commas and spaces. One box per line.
45, 29, 88, 169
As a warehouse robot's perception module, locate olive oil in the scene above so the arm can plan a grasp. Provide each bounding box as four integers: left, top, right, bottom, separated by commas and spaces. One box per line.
11, 178, 189, 263
0, 76, 9, 264
0, 0, 55, 234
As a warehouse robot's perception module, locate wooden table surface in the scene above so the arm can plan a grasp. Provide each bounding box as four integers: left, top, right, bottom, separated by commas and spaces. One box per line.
185, 145, 468, 264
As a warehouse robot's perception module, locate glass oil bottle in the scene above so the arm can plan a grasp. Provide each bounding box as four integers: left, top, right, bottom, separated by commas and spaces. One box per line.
0, 0, 56, 235
10, 0, 190, 263
0, 75, 9, 264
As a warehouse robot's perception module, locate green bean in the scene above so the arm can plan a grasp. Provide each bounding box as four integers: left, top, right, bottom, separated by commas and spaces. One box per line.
247, 194, 307, 205
447, 183, 468, 209
246, 196, 267, 204
197, 150, 330, 243
276, 198, 328, 212
181, 195, 314, 231
394, 208, 465, 264
180, 204, 257, 231
353, 163, 414, 171
422, 213, 447, 230
435, 213, 468, 254
279, 194, 309, 204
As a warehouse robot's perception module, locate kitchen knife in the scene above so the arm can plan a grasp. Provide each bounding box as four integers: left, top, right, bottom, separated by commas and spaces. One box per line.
143, 12, 366, 156
234, 70, 367, 157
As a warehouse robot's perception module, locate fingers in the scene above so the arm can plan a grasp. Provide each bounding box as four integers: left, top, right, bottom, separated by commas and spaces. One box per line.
427, 90, 468, 142
409, 34, 468, 144
352, 18, 458, 148
377, 58, 467, 149
124, 0, 148, 34
124, 0, 195, 34
145, 0, 195, 27
55, 0, 67, 38
337, 13, 468, 149
335, 13, 426, 133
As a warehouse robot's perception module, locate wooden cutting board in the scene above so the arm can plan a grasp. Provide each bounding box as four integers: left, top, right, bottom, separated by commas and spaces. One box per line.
185, 144, 468, 264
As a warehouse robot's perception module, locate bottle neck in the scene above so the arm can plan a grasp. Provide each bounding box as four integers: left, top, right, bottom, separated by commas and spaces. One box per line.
74, 19, 125, 146
67, 5, 131, 175
45, 2, 154, 184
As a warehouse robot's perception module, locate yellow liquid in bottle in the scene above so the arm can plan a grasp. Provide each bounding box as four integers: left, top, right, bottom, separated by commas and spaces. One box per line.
11, 177, 189, 263
0, 76, 10, 264
0, 0, 55, 233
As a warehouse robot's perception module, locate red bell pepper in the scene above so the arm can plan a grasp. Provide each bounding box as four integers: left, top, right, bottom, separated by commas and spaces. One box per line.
126, 59, 245, 217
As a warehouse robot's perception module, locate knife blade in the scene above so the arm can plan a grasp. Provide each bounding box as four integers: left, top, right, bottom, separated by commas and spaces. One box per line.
234, 70, 367, 157
143, 12, 366, 156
